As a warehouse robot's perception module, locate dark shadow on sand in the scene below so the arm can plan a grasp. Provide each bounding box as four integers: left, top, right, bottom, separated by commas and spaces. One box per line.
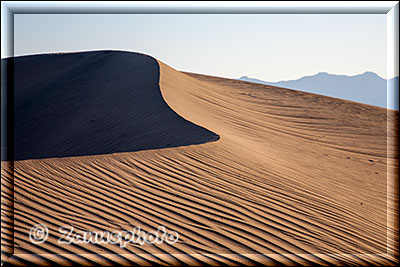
1, 51, 219, 161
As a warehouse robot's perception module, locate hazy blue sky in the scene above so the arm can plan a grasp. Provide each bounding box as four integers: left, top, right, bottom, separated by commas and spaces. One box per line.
14, 14, 387, 82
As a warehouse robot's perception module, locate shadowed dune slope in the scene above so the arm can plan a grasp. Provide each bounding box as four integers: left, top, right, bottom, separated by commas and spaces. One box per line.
1, 51, 398, 266
2, 51, 218, 161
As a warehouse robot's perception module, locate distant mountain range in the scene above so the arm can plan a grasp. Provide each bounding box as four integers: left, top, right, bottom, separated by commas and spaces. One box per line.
239, 72, 399, 110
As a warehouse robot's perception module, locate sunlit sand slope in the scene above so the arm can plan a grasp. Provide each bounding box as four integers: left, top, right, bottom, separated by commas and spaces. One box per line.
1, 51, 398, 266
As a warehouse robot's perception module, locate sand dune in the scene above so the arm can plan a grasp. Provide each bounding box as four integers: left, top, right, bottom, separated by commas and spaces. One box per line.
1, 51, 398, 266
3, 51, 218, 161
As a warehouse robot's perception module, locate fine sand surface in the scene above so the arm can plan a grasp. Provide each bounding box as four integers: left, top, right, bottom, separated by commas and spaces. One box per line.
1, 51, 398, 266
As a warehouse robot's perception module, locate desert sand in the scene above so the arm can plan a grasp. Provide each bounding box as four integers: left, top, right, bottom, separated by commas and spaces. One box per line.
1, 51, 398, 266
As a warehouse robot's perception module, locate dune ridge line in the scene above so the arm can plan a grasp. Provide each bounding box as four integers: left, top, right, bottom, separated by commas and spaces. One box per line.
1, 51, 398, 266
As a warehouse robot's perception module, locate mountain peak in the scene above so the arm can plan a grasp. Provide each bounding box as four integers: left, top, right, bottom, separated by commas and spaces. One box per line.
236, 71, 392, 109
317, 72, 329, 75
361, 71, 378, 76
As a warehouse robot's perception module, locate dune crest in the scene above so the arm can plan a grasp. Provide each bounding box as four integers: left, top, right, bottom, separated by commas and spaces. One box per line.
1, 51, 398, 266
3, 51, 218, 161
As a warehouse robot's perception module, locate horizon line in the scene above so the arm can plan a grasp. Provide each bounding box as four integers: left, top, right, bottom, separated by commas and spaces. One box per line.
2, 49, 396, 81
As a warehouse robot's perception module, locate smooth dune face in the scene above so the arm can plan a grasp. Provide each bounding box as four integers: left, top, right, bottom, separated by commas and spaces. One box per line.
1, 51, 398, 266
